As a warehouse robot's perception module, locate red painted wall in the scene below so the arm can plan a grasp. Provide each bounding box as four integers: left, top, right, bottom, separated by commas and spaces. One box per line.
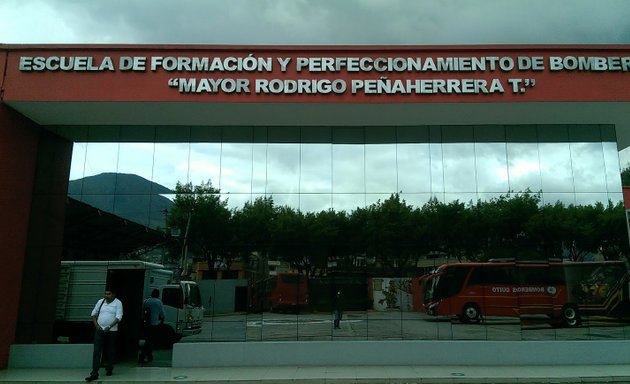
3, 45, 630, 104
0, 103, 40, 368
624, 187, 630, 209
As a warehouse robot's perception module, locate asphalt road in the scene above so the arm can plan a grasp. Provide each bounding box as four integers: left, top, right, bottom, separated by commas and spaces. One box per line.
183, 310, 630, 343
133, 311, 630, 368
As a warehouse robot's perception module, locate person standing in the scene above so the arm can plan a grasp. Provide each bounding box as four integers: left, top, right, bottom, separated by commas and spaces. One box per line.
333, 290, 344, 329
138, 289, 165, 364
85, 289, 123, 382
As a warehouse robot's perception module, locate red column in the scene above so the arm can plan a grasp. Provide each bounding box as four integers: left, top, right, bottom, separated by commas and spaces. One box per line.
0, 103, 40, 368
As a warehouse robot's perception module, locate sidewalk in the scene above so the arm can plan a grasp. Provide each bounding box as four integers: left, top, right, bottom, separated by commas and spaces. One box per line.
2, 364, 630, 383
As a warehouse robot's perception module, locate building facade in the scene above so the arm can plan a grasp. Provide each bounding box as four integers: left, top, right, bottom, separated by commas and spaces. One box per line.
1, 44, 630, 367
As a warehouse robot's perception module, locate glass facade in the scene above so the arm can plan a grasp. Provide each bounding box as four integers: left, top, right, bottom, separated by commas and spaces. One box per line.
69, 124, 622, 220
65, 124, 630, 342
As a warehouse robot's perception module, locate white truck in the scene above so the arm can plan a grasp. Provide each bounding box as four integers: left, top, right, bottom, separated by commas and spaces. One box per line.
54, 260, 204, 347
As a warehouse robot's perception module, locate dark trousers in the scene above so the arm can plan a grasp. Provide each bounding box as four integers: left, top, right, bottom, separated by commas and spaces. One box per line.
333, 309, 343, 328
91, 329, 117, 374
139, 325, 158, 361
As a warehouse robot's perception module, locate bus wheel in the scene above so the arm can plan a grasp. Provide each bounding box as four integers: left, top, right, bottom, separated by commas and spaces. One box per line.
460, 303, 481, 323
561, 304, 581, 327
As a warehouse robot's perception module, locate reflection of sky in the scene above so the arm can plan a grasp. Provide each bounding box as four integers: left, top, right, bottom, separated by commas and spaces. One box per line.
69, 140, 624, 213
507, 143, 541, 192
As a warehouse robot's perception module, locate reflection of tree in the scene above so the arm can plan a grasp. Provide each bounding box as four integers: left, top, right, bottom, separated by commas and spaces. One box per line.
166, 181, 629, 278
231, 196, 275, 277
165, 181, 231, 275
378, 280, 399, 309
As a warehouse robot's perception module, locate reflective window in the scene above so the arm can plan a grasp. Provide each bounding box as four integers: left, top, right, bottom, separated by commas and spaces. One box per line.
571, 143, 607, 193
333, 145, 365, 194
397, 143, 431, 193
221, 143, 253, 194
153, 143, 190, 190
507, 143, 541, 193
365, 144, 397, 193
539, 143, 572, 193
475, 143, 508, 193
443, 143, 476, 193
603, 142, 623, 193
266, 144, 299, 194
189, 143, 221, 186
300, 144, 332, 193
62, 123, 628, 345
69, 126, 622, 216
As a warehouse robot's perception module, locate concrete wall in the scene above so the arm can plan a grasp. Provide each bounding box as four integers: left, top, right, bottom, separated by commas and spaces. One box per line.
372, 278, 413, 312
173, 340, 630, 367
8, 344, 92, 368
198, 279, 248, 315
10, 340, 630, 368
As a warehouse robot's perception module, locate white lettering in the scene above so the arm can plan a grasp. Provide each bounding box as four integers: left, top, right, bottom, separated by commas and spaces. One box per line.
151, 56, 273, 72
351, 78, 504, 95
255, 79, 346, 94
549, 56, 630, 71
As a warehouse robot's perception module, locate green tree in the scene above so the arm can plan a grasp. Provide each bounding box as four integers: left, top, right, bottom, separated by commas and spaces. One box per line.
165, 180, 232, 275
420, 198, 469, 261
364, 194, 416, 276
621, 167, 630, 186
230, 196, 276, 272
525, 201, 570, 259
304, 210, 346, 276
270, 206, 309, 274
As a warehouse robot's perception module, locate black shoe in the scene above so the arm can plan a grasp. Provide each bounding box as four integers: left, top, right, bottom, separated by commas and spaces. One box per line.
106, 370, 113, 376
85, 373, 98, 382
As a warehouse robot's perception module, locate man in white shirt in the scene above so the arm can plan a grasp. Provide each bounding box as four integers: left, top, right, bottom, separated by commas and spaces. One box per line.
85, 289, 123, 382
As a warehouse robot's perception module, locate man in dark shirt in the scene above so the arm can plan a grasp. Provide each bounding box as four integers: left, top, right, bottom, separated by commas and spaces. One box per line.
138, 289, 165, 364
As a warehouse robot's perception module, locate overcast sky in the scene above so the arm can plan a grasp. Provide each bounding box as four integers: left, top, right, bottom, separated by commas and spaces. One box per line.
1, 0, 630, 45
3, 0, 630, 193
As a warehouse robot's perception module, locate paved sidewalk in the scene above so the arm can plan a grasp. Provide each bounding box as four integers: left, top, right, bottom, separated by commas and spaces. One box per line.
2, 364, 630, 383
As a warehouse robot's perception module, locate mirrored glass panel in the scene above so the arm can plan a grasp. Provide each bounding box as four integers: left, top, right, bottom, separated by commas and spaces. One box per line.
300, 194, 332, 212
475, 143, 508, 193
266, 144, 300, 194
63, 124, 629, 345
153, 143, 190, 190
333, 145, 365, 194
603, 142, 622, 193
365, 144, 397, 193
397, 143, 431, 194
252, 144, 268, 194
333, 193, 365, 212
443, 143, 476, 193
83, 142, 119, 178
507, 143, 541, 193
429, 144, 445, 195
539, 143, 573, 193
69, 142, 88, 181
116, 143, 154, 186
221, 143, 253, 194
571, 143, 607, 193
300, 144, 332, 193
189, 143, 221, 187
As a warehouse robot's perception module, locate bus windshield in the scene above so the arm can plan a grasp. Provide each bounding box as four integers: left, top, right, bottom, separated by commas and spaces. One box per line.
430, 266, 470, 301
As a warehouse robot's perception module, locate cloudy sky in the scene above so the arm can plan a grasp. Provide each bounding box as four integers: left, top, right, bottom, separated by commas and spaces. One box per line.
2, 0, 630, 213
1, 0, 629, 45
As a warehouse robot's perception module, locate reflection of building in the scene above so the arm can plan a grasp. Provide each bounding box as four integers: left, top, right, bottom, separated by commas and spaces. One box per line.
2, 44, 630, 368
624, 187, 630, 249
194, 260, 245, 280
